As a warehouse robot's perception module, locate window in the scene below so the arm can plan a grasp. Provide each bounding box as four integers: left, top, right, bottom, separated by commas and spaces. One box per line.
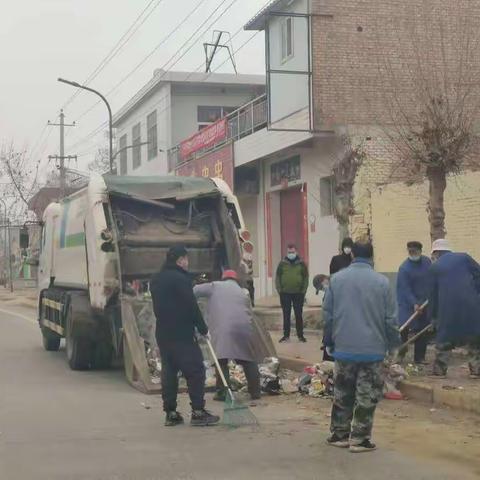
197, 105, 238, 129
147, 110, 157, 160
320, 176, 335, 217
132, 123, 141, 169
281, 17, 294, 62
119, 134, 127, 175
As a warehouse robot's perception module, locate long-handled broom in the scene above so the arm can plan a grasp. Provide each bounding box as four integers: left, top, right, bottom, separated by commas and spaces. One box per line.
205, 338, 259, 428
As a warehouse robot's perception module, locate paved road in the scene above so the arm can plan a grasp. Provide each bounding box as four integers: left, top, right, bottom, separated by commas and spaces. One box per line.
0, 304, 477, 480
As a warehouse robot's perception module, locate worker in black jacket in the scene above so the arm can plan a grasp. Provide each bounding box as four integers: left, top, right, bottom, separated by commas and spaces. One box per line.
329, 237, 354, 275
150, 244, 220, 427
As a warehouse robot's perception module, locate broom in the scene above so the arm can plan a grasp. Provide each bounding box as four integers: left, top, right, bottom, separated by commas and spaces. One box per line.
205, 338, 259, 428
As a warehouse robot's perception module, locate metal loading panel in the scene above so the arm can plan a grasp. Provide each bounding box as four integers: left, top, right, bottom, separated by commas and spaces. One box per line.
103, 174, 220, 201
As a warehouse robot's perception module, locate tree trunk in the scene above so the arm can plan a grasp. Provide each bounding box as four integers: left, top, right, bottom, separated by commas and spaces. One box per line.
334, 189, 352, 248
427, 166, 447, 241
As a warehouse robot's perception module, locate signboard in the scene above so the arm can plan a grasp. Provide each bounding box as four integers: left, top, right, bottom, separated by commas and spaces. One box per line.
176, 143, 234, 191
179, 118, 227, 160
271, 155, 301, 187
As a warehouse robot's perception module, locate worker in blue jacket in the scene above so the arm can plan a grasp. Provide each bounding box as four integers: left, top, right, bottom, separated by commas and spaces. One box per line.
428, 239, 480, 378
396, 241, 431, 364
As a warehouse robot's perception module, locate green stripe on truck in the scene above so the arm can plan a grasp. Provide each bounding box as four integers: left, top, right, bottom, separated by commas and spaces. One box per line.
63, 232, 86, 248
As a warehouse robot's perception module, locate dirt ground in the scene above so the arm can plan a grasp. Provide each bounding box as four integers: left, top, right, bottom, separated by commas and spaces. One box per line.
258, 394, 480, 479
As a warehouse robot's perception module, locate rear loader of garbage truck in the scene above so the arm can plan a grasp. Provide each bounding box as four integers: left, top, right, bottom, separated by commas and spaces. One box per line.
37, 174, 255, 378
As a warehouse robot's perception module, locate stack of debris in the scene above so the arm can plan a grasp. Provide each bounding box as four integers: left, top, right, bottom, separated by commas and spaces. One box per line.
297, 362, 335, 398
384, 363, 407, 400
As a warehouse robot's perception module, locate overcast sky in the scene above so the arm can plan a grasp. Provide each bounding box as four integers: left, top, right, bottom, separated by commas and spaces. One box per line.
0, 0, 266, 172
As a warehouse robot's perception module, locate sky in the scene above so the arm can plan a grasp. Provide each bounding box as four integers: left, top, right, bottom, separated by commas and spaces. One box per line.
0, 0, 267, 173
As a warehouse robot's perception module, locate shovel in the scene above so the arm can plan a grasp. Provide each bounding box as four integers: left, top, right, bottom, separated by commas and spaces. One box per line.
399, 300, 429, 333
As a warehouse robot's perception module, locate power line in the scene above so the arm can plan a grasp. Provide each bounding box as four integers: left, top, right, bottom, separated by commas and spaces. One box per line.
70, 0, 237, 127
62, 0, 167, 109
67, 29, 261, 156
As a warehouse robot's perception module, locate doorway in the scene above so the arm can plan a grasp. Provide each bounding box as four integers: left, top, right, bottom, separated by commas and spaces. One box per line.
280, 185, 308, 262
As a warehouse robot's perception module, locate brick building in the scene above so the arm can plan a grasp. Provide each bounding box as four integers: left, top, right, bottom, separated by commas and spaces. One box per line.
170, 0, 480, 300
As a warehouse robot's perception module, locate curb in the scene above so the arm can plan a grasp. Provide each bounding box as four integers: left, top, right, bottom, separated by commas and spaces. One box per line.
400, 380, 480, 416
280, 356, 480, 416
279, 355, 310, 372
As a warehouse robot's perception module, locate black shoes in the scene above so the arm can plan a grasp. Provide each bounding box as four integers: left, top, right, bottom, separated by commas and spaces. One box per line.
165, 411, 184, 427
327, 435, 377, 452
190, 409, 220, 426
279, 336, 290, 343
326, 434, 350, 448
350, 439, 377, 453
298, 336, 307, 343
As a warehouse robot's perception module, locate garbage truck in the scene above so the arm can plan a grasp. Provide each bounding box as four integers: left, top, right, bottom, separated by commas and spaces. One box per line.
37, 174, 259, 391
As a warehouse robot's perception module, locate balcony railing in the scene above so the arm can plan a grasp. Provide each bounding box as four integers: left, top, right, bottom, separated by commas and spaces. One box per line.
168, 93, 267, 172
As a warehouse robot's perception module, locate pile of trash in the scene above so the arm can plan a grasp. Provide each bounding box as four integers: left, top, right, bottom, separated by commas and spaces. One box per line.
383, 363, 407, 400
297, 362, 335, 398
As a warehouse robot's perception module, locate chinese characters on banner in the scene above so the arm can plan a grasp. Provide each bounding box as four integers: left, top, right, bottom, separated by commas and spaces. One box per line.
176, 143, 234, 191
179, 118, 227, 160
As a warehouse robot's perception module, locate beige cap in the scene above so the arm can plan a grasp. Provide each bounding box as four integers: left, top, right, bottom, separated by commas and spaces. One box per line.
431, 238, 452, 254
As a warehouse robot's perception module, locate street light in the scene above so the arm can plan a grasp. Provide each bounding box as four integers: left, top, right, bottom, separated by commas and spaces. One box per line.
58, 78, 114, 174
112, 142, 150, 161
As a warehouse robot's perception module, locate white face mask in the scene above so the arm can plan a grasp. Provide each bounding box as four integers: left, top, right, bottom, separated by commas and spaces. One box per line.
409, 255, 421, 262
343, 247, 352, 255
287, 253, 297, 261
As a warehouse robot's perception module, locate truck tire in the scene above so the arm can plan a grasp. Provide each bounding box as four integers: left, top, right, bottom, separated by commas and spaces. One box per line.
66, 304, 93, 370
92, 340, 113, 369
41, 327, 61, 351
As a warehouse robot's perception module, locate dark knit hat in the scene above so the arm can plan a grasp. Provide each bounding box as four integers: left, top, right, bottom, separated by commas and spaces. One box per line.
167, 244, 188, 262
407, 241, 423, 250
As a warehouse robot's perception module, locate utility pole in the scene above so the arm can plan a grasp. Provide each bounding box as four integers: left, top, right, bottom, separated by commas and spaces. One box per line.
48, 110, 76, 197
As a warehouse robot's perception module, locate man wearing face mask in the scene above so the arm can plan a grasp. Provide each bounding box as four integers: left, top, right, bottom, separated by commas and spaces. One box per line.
396, 241, 431, 364
150, 244, 220, 427
330, 238, 354, 275
276, 244, 309, 343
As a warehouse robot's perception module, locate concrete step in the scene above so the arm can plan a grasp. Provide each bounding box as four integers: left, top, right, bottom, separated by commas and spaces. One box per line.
254, 306, 323, 331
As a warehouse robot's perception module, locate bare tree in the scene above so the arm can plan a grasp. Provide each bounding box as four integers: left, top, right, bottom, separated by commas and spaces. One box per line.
88, 147, 112, 174
377, 1, 480, 241
0, 142, 41, 222
331, 134, 366, 242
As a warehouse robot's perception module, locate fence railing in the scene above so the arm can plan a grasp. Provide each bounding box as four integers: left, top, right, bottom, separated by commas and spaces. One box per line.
168, 93, 267, 172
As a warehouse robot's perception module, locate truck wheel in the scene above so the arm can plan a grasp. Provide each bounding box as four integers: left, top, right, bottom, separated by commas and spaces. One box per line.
66, 305, 93, 370
92, 341, 113, 369
41, 327, 61, 351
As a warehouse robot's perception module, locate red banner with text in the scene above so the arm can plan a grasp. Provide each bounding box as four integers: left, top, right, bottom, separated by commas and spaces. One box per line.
176, 143, 234, 191
179, 118, 227, 160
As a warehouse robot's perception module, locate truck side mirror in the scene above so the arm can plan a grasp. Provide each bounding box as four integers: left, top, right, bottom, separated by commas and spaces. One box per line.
20, 228, 29, 249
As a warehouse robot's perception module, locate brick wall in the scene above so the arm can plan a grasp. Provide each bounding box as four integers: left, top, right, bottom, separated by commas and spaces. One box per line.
371, 172, 480, 272
309, 0, 480, 251
310, 0, 480, 128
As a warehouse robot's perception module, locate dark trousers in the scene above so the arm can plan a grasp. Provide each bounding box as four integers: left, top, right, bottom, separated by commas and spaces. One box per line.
159, 341, 206, 412
400, 327, 428, 363
216, 358, 261, 399
280, 293, 304, 338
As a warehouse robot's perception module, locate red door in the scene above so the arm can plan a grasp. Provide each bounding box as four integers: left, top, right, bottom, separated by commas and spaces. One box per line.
280, 186, 308, 262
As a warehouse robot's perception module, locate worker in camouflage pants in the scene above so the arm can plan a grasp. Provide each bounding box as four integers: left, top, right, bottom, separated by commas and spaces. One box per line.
323, 242, 400, 453
330, 361, 384, 444
433, 338, 480, 377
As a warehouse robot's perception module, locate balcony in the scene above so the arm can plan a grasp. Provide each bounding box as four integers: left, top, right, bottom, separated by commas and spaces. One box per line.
168, 94, 267, 172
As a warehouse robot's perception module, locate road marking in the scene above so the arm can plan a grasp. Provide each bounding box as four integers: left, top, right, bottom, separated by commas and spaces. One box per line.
0, 307, 36, 324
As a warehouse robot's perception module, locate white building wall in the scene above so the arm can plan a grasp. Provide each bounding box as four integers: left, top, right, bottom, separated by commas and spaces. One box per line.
268, 0, 310, 126
114, 83, 172, 176
171, 88, 257, 146
244, 141, 339, 303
